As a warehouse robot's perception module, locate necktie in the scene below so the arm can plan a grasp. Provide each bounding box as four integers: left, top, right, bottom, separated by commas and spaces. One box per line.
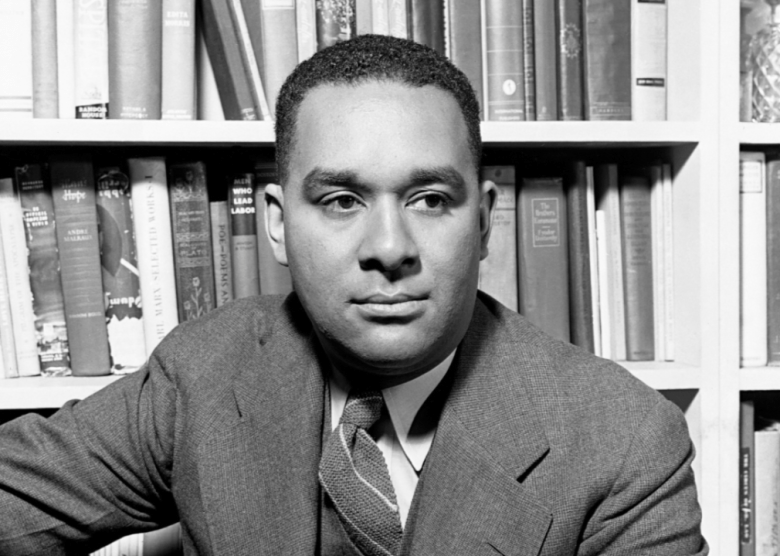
319, 391, 404, 556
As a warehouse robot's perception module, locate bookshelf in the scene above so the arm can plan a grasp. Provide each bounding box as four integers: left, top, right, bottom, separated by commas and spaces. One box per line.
0, 0, 757, 554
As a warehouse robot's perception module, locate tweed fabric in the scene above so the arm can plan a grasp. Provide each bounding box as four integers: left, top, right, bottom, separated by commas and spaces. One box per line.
319, 392, 403, 556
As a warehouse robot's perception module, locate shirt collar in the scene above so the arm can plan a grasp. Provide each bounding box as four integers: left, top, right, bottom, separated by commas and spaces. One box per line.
329, 350, 456, 471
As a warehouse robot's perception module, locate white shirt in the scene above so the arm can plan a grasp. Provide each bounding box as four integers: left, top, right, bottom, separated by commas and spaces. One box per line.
329, 350, 455, 528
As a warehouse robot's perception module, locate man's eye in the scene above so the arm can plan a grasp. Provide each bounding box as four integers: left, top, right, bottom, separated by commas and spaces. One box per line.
324, 194, 361, 212
409, 193, 449, 212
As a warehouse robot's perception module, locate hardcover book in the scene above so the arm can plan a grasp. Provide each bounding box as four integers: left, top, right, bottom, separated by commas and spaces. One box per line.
631, 0, 667, 121
533, 0, 558, 121
556, 0, 584, 121
0, 225, 18, 377
50, 155, 111, 376
254, 162, 293, 295
297, 0, 318, 61
161, 0, 197, 120
56, 0, 75, 119
74, 0, 109, 119
32, 0, 59, 118
740, 399, 755, 556
767, 156, 780, 364
229, 173, 261, 298
0, 1, 33, 119
522, 0, 536, 120
447, 0, 483, 118
370, 0, 389, 35
387, 0, 407, 39
485, 0, 525, 121
754, 424, 780, 556
566, 160, 594, 352
409, 0, 444, 55
210, 201, 234, 306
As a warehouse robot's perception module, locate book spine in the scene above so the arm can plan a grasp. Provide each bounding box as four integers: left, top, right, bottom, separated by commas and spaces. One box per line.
555, 0, 584, 121
317, 0, 357, 49
740, 399, 756, 556
517, 177, 570, 342
0, 179, 39, 376
210, 201, 234, 306
754, 428, 780, 556
297, 0, 318, 61
107, 0, 163, 119
387, 0, 407, 39
484, 0, 525, 122
478, 166, 518, 311
57, 0, 75, 119
200, 0, 259, 120
521, 0, 535, 120
254, 163, 293, 295
566, 160, 594, 352
161, 0, 197, 120
448, 0, 483, 118
95, 166, 146, 373
196, 22, 226, 120
229, 0, 272, 120
259, 0, 298, 115
168, 162, 216, 322
586, 166, 601, 356
49, 156, 111, 376
74, 0, 109, 119
768, 158, 780, 364
370, 0, 389, 35
533, 0, 557, 121
129, 157, 179, 356
410, 0, 445, 55
661, 163, 674, 360
582, 0, 631, 120
740, 151, 768, 367
595, 209, 612, 358
356, 0, 372, 35
620, 172, 655, 361
32, 0, 59, 118
0, 2, 33, 119
650, 163, 665, 362
229, 174, 261, 298
0, 223, 19, 377
631, 0, 667, 121
15, 163, 71, 376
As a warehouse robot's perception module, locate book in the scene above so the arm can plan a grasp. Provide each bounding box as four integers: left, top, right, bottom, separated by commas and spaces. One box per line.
582, 0, 631, 120
356, 0, 372, 35
229, 0, 272, 120
168, 162, 216, 322
595, 209, 612, 358
484, 0, 525, 121
586, 166, 601, 356
387, 0, 407, 39
447, 0, 483, 119
296, 0, 318, 62
555, 0, 584, 121
533, 0, 558, 121
56, 0, 75, 119
50, 155, 111, 376
229, 173, 261, 298
200, 0, 260, 120
210, 201, 234, 306
620, 170, 655, 361
409, 0, 445, 55
741, 399, 756, 556
566, 160, 594, 352
631, 0, 667, 121
740, 151, 768, 367
96, 166, 146, 373
254, 162, 293, 295
478, 166, 518, 311
0, 1, 33, 119
196, 22, 225, 121
32, 0, 59, 118
517, 177, 570, 342
754, 424, 780, 556
0, 224, 18, 378
161, 0, 197, 120
15, 163, 70, 376
316, 0, 357, 49
128, 157, 179, 356
108, 0, 162, 119
74, 0, 109, 119
768, 156, 780, 364
650, 163, 665, 362
661, 163, 675, 360
0, 178, 39, 377
370, 0, 389, 35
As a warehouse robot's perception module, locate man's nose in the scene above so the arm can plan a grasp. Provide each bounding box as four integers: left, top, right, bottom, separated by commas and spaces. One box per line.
357, 200, 419, 274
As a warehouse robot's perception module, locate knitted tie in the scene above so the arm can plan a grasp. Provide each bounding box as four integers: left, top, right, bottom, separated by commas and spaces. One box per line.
319, 391, 403, 556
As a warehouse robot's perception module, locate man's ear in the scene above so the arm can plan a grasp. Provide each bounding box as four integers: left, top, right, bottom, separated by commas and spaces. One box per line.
479, 179, 499, 261
264, 183, 288, 266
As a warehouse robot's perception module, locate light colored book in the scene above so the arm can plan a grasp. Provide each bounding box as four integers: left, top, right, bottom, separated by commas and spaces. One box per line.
754, 426, 780, 556
0, 224, 18, 378
388, 0, 408, 38
650, 163, 666, 362
371, 0, 389, 35
595, 209, 612, 359
74, 0, 108, 119
586, 166, 601, 357
631, 0, 667, 121
296, 0, 317, 62
56, 0, 75, 118
32, 0, 59, 118
0, 0, 33, 119
210, 201, 234, 306
662, 162, 675, 361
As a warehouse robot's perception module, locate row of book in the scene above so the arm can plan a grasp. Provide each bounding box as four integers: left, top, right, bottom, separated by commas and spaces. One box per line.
739, 150, 780, 368
0, 154, 291, 379
480, 159, 675, 362
0, 0, 668, 122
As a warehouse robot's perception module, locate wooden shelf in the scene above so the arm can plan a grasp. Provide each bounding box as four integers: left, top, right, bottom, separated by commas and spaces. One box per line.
737, 122, 780, 145
481, 121, 702, 146
740, 367, 780, 391
0, 376, 122, 409
623, 362, 701, 391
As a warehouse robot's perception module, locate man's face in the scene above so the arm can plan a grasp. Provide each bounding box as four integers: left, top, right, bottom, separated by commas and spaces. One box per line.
266, 80, 495, 386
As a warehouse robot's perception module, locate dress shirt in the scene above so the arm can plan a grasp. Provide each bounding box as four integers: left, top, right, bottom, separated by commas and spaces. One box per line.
329, 350, 456, 528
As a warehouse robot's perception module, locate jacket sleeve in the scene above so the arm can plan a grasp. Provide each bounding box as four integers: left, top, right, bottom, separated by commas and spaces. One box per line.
0, 352, 178, 556
577, 397, 709, 556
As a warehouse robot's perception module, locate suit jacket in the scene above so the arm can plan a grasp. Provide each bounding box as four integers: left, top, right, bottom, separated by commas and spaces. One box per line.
0, 292, 707, 556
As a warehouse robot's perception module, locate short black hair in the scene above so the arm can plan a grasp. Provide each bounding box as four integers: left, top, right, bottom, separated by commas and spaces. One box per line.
274, 34, 482, 184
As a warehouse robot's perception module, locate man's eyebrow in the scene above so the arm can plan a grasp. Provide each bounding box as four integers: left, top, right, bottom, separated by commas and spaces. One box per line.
301, 166, 468, 191
302, 168, 360, 191
407, 166, 467, 190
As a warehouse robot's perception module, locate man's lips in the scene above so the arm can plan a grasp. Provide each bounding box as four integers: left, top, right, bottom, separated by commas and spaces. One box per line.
352, 293, 429, 318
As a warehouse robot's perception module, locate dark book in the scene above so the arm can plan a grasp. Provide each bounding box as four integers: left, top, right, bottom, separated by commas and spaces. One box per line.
620, 170, 655, 361
582, 0, 631, 120
555, 0, 584, 120
14, 163, 70, 376
96, 166, 146, 373
316, 0, 357, 50
522, 0, 536, 120
161, 0, 197, 120
517, 177, 570, 342
565, 160, 594, 352
210, 201, 234, 306
767, 156, 780, 364
254, 162, 293, 295
740, 399, 755, 556
50, 155, 111, 376
168, 162, 216, 322
409, 0, 445, 55
448, 0, 484, 118
229, 173, 260, 298
485, 0, 525, 121
533, 0, 558, 120
199, 0, 260, 120
108, 0, 162, 120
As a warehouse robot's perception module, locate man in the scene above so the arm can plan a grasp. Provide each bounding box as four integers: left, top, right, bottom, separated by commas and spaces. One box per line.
0, 35, 706, 555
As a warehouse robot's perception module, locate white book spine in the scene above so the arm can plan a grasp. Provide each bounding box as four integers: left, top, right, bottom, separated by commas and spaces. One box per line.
596, 209, 612, 360
210, 201, 234, 307
371, 0, 389, 35
650, 164, 666, 362
754, 429, 780, 556
296, 0, 317, 62
73, 0, 108, 119
196, 24, 225, 121
600, 166, 627, 360
0, 225, 17, 378
662, 163, 675, 361
741, 151, 769, 367
32, 0, 59, 118
56, 0, 75, 118
0, 179, 40, 376
631, 0, 667, 121
586, 166, 601, 357
0, 0, 33, 119
387, 0, 407, 39
129, 158, 179, 357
